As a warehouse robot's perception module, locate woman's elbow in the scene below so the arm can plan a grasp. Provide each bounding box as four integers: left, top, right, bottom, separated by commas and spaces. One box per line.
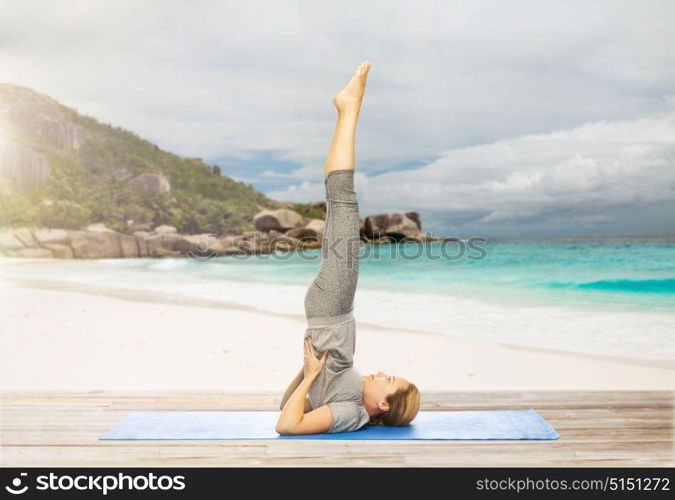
275, 416, 292, 435
275, 423, 294, 436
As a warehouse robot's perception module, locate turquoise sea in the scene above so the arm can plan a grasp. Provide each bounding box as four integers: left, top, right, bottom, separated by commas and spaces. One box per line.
2, 232, 674, 360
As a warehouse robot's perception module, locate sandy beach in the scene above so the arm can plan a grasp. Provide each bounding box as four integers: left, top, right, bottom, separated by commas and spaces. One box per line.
1, 277, 673, 392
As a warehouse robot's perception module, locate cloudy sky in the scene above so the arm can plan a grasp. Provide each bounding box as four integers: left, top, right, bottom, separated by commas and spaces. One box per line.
1, 0, 674, 235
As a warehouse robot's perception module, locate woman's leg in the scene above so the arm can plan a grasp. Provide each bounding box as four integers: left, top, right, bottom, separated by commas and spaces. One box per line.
324, 61, 372, 176
304, 62, 372, 320
304, 170, 360, 319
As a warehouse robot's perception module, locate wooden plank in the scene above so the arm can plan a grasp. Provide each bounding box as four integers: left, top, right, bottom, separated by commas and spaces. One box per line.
1, 391, 672, 467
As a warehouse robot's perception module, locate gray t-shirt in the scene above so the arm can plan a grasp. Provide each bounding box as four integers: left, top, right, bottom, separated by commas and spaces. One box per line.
305, 314, 370, 433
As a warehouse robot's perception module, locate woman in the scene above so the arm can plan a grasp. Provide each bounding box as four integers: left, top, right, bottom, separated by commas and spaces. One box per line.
275, 62, 420, 435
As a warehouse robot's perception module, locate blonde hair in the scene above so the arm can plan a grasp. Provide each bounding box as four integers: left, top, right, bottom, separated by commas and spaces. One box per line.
370, 383, 420, 427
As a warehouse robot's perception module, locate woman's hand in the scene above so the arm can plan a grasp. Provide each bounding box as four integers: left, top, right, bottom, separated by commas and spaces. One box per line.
303, 337, 327, 376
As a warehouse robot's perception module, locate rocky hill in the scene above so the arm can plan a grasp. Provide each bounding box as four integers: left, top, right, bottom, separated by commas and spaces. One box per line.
0, 84, 276, 234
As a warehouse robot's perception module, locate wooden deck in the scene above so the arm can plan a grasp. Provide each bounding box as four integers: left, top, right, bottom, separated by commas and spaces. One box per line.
1, 391, 672, 467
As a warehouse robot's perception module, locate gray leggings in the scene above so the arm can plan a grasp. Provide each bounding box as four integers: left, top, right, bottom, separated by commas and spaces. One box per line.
304, 170, 360, 320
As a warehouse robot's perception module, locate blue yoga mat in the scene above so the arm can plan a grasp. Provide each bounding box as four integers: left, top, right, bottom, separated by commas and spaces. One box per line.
100, 409, 559, 440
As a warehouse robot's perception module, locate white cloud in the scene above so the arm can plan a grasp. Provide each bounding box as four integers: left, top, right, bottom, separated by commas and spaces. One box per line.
2, 0, 675, 232
268, 180, 323, 202
272, 112, 675, 231
2, 0, 675, 173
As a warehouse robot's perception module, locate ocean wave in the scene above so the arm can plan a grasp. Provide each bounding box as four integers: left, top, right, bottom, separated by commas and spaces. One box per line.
548, 278, 675, 294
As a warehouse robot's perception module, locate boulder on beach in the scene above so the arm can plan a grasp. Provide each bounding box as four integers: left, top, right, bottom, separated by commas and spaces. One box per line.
182, 233, 245, 256
405, 211, 422, 230
304, 218, 325, 236
69, 230, 123, 258
13, 247, 54, 258
43, 243, 73, 259
287, 218, 325, 241
384, 213, 421, 241
119, 234, 140, 258
11, 228, 38, 247
145, 233, 193, 257
364, 213, 390, 238
253, 209, 304, 233
241, 232, 275, 254
359, 211, 431, 242
300, 240, 322, 250
217, 235, 249, 255
136, 236, 149, 257
0, 204, 434, 260
32, 228, 69, 246
267, 232, 300, 252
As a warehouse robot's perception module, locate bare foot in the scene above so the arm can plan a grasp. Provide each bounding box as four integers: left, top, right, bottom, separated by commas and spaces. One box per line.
333, 61, 372, 113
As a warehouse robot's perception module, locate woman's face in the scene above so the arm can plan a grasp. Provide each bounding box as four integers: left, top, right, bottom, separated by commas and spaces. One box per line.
363, 371, 409, 405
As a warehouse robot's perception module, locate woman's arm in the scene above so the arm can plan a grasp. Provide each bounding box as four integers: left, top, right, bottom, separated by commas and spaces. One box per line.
279, 367, 312, 413
275, 338, 332, 435
275, 374, 332, 435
